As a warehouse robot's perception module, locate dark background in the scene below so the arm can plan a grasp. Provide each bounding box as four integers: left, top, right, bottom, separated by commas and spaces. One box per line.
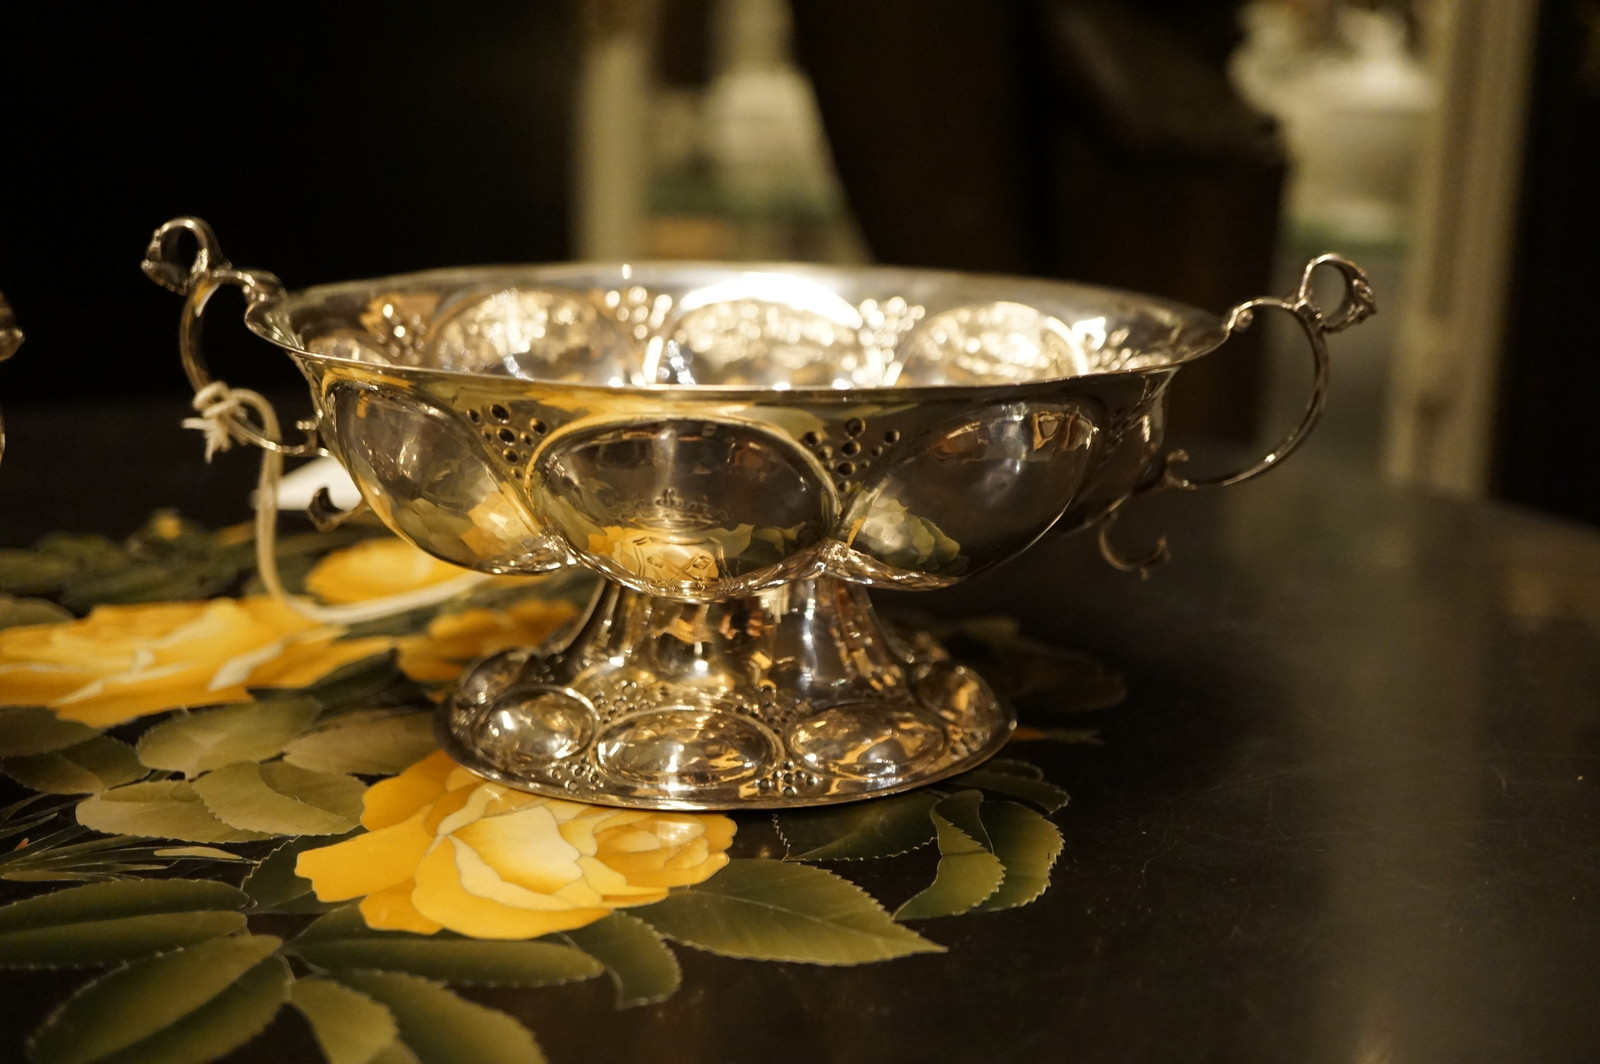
3, 0, 1598, 526
2, 2, 578, 403
1494, 0, 1600, 527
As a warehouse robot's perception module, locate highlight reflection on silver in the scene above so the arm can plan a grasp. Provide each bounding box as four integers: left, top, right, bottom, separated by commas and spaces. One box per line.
144, 216, 1375, 809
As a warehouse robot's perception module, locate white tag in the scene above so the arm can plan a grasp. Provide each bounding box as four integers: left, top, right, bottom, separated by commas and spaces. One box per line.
271, 456, 362, 511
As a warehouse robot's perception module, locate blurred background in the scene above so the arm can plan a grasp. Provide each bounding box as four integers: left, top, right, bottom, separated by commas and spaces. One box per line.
2, 0, 1595, 527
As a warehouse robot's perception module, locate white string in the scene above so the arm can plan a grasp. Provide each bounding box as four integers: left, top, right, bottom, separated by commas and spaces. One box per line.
185, 382, 489, 625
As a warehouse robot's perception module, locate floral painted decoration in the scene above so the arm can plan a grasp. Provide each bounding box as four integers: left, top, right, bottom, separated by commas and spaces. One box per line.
0, 515, 1115, 1064
297, 751, 736, 939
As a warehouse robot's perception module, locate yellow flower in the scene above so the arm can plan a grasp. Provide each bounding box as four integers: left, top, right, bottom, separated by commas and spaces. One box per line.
305, 538, 482, 605
396, 599, 579, 683
0, 598, 391, 727
296, 751, 736, 939
0, 535, 577, 726
303, 536, 578, 683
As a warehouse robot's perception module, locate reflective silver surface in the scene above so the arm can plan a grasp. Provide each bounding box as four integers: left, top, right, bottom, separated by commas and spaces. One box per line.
437, 577, 1007, 808
0, 290, 22, 463
144, 217, 1375, 808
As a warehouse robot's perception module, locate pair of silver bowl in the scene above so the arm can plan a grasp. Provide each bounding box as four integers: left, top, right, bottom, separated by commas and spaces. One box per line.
143, 218, 1374, 810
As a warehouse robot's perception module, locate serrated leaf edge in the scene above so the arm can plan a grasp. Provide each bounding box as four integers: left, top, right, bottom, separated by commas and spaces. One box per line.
973, 801, 1066, 913
893, 815, 1004, 920
639, 864, 944, 965
0, 912, 250, 971
325, 968, 547, 1062
770, 812, 938, 863
0, 735, 148, 795
242, 836, 330, 912
292, 938, 606, 989
23, 936, 288, 1062
289, 977, 401, 1064
192, 763, 362, 837
948, 768, 1070, 814
558, 915, 682, 1010
75, 779, 276, 843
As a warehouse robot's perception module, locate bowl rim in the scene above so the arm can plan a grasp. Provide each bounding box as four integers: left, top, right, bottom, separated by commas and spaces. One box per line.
245, 259, 1232, 399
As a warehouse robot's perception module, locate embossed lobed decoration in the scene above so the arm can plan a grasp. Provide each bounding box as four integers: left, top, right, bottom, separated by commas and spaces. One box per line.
235, 268, 1223, 808
253, 266, 1223, 602
273, 267, 1206, 388
150, 220, 1372, 809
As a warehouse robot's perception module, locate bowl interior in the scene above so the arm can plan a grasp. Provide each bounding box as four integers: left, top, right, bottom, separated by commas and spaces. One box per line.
247, 262, 1227, 393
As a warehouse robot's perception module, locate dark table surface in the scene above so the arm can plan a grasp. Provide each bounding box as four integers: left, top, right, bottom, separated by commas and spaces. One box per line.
1, 399, 1597, 1064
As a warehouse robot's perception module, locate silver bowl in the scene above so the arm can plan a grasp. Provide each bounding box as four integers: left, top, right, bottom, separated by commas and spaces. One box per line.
144, 217, 1374, 809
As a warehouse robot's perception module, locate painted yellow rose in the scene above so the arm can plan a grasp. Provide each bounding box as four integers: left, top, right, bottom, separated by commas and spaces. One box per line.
0, 597, 391, 727
0, 535, 577, 727
304, 537, 578, 683
305, 538, 485, 605
296, 751, 736, 938
396, 599, 579, 682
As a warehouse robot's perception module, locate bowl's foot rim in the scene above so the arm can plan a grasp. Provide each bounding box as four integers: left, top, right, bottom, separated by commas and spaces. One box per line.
432, 577, 1016, 810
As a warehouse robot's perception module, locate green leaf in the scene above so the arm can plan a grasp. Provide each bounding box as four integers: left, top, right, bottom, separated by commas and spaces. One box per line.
0, 879, 249, 968
330, 971, 545, 1064
136, 697, 321, 776
559, 912, 680, 1009
244, 833, 358, 912
0, 913, 247, 969
291, 978, 400, 1064
27, 935, 290, 1064
57, 560, 240, 611
293, 907, 602, 987
76, 780, 273, 843
632, 859, 943, 965
8, 516, 250, 613
0, 594, 73, 629
0, 878, 246, 931
774, 790, 940, 861
259, 652, 410, 711
946, 768, 1069, 813
151, 846, 250, 861
281, 710, 438, 776
894, 800, 1004, 920
0, 706, 101, 758
290, 905, 377, 944
0, 828, 249, 884
3, 736, 147, 795
125, 512, 252, 568
980, 757, 1045, 779
33, 532, 126, 565
0, 548, 79, 595
974, 800, 1064, 912
193, 761, 365, 836
368, 1044, 424, 1064
932, 790, 991, 850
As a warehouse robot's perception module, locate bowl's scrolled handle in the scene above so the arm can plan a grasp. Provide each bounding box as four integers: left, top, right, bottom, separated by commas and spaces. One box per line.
1096, 254, 1376, 576
1162, 253, 1375, 492
142, 218, 475, 624
140, 217, 312, 457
